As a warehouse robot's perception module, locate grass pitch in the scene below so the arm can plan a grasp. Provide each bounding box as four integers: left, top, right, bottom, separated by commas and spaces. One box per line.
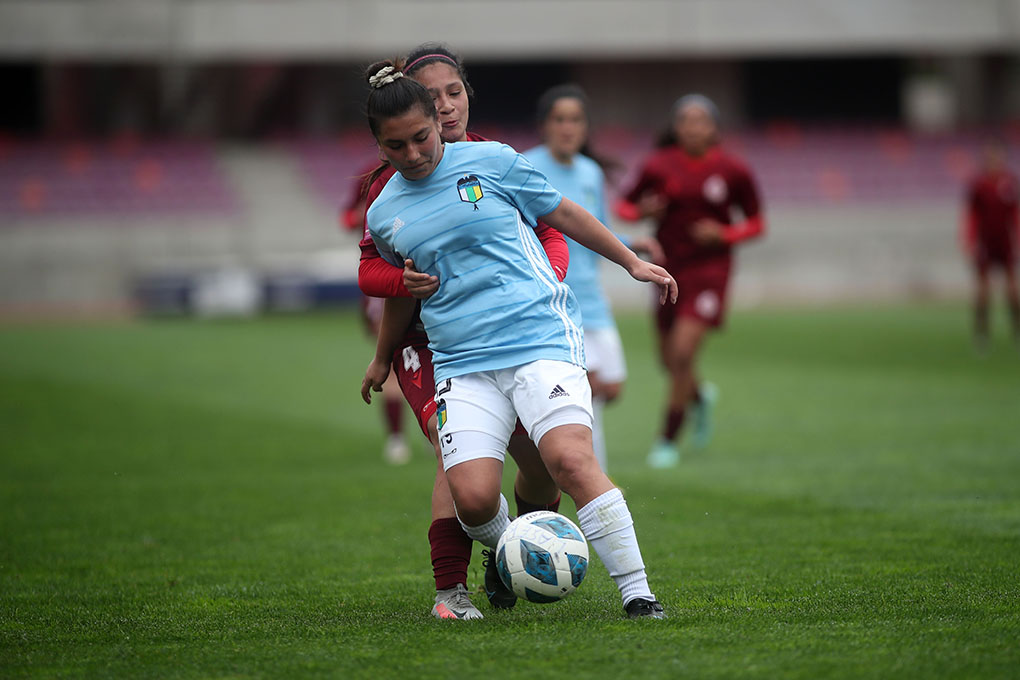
1, 304, 1018, 679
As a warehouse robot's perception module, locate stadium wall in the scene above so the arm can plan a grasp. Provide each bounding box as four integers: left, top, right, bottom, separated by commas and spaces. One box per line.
1, 0, 1019, 59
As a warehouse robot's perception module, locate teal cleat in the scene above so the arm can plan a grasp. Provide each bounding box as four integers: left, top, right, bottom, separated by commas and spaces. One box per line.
646, 439, 680, 468
691, 381, 719, 450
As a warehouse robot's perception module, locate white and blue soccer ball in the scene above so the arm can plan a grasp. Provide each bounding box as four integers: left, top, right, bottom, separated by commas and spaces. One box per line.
495, 511, 589, 603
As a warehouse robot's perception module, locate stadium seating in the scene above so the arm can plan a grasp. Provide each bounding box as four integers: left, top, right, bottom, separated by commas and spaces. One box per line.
0, 139, 238, 218
289, 127, 1002, 213
0, 129, 1007, 224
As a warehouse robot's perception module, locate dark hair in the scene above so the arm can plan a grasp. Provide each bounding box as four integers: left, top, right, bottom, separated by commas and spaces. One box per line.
535, 83, 621, 180
404, 42, 474, 98
364, 58, 437, 138
655, 95, 721, 149
362, 58, 438, 188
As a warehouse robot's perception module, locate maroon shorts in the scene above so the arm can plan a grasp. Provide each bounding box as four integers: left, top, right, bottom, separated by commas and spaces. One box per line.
974, 242, 1017, 275
392, 340, 438, 440
392, 340, 527, 441
657, 258, 732, 333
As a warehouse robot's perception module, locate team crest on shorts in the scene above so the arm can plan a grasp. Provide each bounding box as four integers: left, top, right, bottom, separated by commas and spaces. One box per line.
695, 290, 721, 319
436, 399, 448, 429
457, 175, 483, 210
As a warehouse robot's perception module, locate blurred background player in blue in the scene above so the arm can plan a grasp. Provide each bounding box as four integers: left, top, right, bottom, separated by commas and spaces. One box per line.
524, 84, 663, 472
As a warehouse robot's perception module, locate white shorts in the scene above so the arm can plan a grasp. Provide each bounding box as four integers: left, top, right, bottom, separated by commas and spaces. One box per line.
584, 326, 626, 384
435, 360, 593, 471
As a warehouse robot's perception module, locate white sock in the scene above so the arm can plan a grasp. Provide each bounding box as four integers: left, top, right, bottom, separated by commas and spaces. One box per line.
576, 488, 655, 607
591, 398, 607, 472
458, 493, 510, 549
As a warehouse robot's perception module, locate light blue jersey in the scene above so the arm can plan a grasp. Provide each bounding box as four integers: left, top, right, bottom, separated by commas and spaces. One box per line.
523, 145, 617, 330
367, 141, 585, 382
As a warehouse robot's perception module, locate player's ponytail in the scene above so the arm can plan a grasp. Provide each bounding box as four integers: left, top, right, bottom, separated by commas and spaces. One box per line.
364, 58, 437, 138
368, 65, 404, 89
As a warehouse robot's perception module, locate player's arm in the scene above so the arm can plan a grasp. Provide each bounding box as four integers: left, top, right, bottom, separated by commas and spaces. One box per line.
359, 242, 413, 298
540, 197, 677, 304
960, 208, 979, 257
358, 173, 414, 298
361, 296, 417, 404
615, 163, 666, 222
1009, 184, 1019, 243
692, 166, 766, 247
721, 165, 765, 245
960, 185, 980, 257
594, 176, 664, 265
401, 217, 570, 304
718, 214, 764, 245
534, 220, 569, 281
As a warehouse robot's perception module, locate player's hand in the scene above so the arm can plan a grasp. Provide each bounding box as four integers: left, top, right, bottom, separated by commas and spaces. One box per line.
403, 259, 439, 299
361, 358, 391, 405
628, 235, 666, 265
627, 260, 677, 305
637, 193, 667, 220
692, 219, 726, 246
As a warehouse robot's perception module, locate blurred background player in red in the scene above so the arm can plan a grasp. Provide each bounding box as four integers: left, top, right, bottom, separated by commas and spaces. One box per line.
341, 165, 411, 464
616, 94, 765, 468
961, 138, 1020, 351
358, 43, 565, 620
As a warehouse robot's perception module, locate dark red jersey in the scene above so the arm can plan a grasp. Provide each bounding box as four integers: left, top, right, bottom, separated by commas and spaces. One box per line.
964, 169, 1019, 260
621, 145, 762, 269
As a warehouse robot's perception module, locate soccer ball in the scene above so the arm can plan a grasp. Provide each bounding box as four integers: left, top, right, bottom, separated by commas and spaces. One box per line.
495, 511, 589, 603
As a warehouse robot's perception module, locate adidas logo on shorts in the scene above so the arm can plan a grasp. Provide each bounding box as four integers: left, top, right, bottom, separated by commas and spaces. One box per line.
548, 384, 569, 399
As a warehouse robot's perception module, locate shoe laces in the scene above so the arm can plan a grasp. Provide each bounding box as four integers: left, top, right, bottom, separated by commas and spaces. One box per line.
446, 583, 474, 609
481, 549, 494, 567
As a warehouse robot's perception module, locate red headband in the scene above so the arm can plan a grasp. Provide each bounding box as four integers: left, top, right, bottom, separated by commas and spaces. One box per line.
405, 53, 458, 73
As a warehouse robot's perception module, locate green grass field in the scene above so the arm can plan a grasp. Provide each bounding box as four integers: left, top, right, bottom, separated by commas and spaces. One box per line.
1, 304, 1018, 679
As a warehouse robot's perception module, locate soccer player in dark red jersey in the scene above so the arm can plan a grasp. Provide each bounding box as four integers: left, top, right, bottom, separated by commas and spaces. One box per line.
356, 43, 564, 620
616, 95, 765, 468
961, 139, 1020, 350
341, 165, 410, 464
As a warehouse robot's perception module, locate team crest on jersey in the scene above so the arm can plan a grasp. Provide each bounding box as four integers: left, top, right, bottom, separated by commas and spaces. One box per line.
703, 174, 728, 204
457, 175, 483, 210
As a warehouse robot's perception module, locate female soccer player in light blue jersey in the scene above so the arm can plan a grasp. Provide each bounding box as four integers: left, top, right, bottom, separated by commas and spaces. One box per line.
524, 84, 664, 472
360, 58, 675, 618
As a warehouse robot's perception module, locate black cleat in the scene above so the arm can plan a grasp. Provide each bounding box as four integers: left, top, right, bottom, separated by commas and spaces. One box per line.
625, 598, 666, 619
481, 549, 517, 609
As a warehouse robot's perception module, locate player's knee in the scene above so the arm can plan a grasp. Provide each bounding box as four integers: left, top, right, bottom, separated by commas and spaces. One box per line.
545, 447, 597, 496
453, 490, 500, 527
508, 435, 545, 474
667, 349, 695, 374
